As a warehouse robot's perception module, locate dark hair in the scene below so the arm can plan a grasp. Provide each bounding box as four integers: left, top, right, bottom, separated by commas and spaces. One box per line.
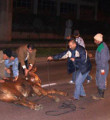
3, 49, 12, 57
11, 51, 17, 58
27, 44, 35, 49
73, 30, 80, 37
68, 38, 76, 44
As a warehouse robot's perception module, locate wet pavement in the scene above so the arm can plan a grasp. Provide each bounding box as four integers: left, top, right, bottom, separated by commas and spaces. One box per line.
0, 60, 110, 120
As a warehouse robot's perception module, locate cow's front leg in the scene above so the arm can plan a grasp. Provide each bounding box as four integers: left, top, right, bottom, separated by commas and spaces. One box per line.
14, 98, 43, 110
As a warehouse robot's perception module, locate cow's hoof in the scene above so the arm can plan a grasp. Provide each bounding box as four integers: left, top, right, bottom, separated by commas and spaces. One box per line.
35, 104, 43, 111
55, 97, 60, 102
32, 93, 36, 97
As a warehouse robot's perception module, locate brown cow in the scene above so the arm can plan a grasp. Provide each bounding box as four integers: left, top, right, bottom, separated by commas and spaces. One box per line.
0, 67, 67, 110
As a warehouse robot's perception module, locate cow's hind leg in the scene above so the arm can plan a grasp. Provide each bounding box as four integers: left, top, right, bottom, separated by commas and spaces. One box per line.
47, 89, 67, 96
32, 86, 61, 102
0, 93, 42, 110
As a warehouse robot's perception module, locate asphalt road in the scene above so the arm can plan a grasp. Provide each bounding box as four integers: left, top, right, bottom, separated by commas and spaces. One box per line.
0, 60, 110, 120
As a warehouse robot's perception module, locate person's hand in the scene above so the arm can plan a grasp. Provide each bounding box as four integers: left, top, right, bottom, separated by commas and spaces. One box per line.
13, 76, 18, 82
25, 69, 29, 76
0, 80, 5, 83
5, 68, 11, 74
101, 70, 105, 75
7, 69, 11, 74
28, 65, 33, 71
47, 56, 53, 61
88, 53, 93, 58
3, 77, 9, 80
70, 58, 75, 62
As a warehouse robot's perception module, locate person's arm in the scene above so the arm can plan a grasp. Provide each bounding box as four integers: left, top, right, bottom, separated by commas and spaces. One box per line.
4, 60, 13, 74
53, 50, 71, 60
5, 60, 11, 68
80, 37, 85, 48
47, 50, 71, 61
5, 59, 10, 68
100, 48, 109, 75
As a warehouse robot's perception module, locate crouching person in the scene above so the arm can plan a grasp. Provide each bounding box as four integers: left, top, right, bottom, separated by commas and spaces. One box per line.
47, 39, 92, 100
3, 49, 19, 82
0, 50, 5, 83
92, 33, 110, 100
16, 44, 36, 76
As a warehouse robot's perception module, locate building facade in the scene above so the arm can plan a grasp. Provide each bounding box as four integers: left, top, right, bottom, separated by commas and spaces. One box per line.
13, 0, 98, 20
0, 0, 102, 41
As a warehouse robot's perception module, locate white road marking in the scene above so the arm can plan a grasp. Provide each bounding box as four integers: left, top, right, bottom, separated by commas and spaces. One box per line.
41, 83, 57, 88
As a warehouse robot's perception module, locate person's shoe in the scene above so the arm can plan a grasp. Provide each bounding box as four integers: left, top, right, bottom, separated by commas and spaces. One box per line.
68, 97, 78, 101
80, 95, 86, 98
69, 80, 75, 84
92, 88, 104, 100
92, 94, 104, 100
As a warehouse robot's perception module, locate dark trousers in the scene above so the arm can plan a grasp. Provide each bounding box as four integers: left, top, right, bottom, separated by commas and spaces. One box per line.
18, 60, 29, 75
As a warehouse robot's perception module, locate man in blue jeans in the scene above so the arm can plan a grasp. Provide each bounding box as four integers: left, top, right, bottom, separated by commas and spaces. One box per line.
69, 30, 92, 84
47, 39, 92, 100
3, 49, 19, 82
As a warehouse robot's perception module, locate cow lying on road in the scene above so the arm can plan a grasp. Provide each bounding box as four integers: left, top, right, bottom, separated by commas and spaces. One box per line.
0, 67, 67, 110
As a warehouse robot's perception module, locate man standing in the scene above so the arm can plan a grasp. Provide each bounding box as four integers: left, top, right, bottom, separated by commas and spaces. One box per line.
92, 33, 110, 100
73, 30, 85, 48
17, 44, 36, 76
69, 30, 92, 84
47, 39, 92, 100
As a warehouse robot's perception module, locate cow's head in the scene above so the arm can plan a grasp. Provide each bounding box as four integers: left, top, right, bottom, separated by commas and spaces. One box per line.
28, 67, 41, 86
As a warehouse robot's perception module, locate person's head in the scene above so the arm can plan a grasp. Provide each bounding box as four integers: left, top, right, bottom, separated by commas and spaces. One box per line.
73, 30, 80, 38
27, 44, 35, 53
68, 39, 77, 50
66, 36, 71, 40
94, 33, 103, 45
10, 52, 17, 60
3, 49, 12, 60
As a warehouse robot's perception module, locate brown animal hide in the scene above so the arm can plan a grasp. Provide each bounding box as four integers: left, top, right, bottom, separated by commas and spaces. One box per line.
0, 67, 67, 110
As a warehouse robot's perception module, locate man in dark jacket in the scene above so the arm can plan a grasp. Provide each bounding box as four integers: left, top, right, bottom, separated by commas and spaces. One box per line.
69, 30, 92, 84
47, 39, 92, 100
